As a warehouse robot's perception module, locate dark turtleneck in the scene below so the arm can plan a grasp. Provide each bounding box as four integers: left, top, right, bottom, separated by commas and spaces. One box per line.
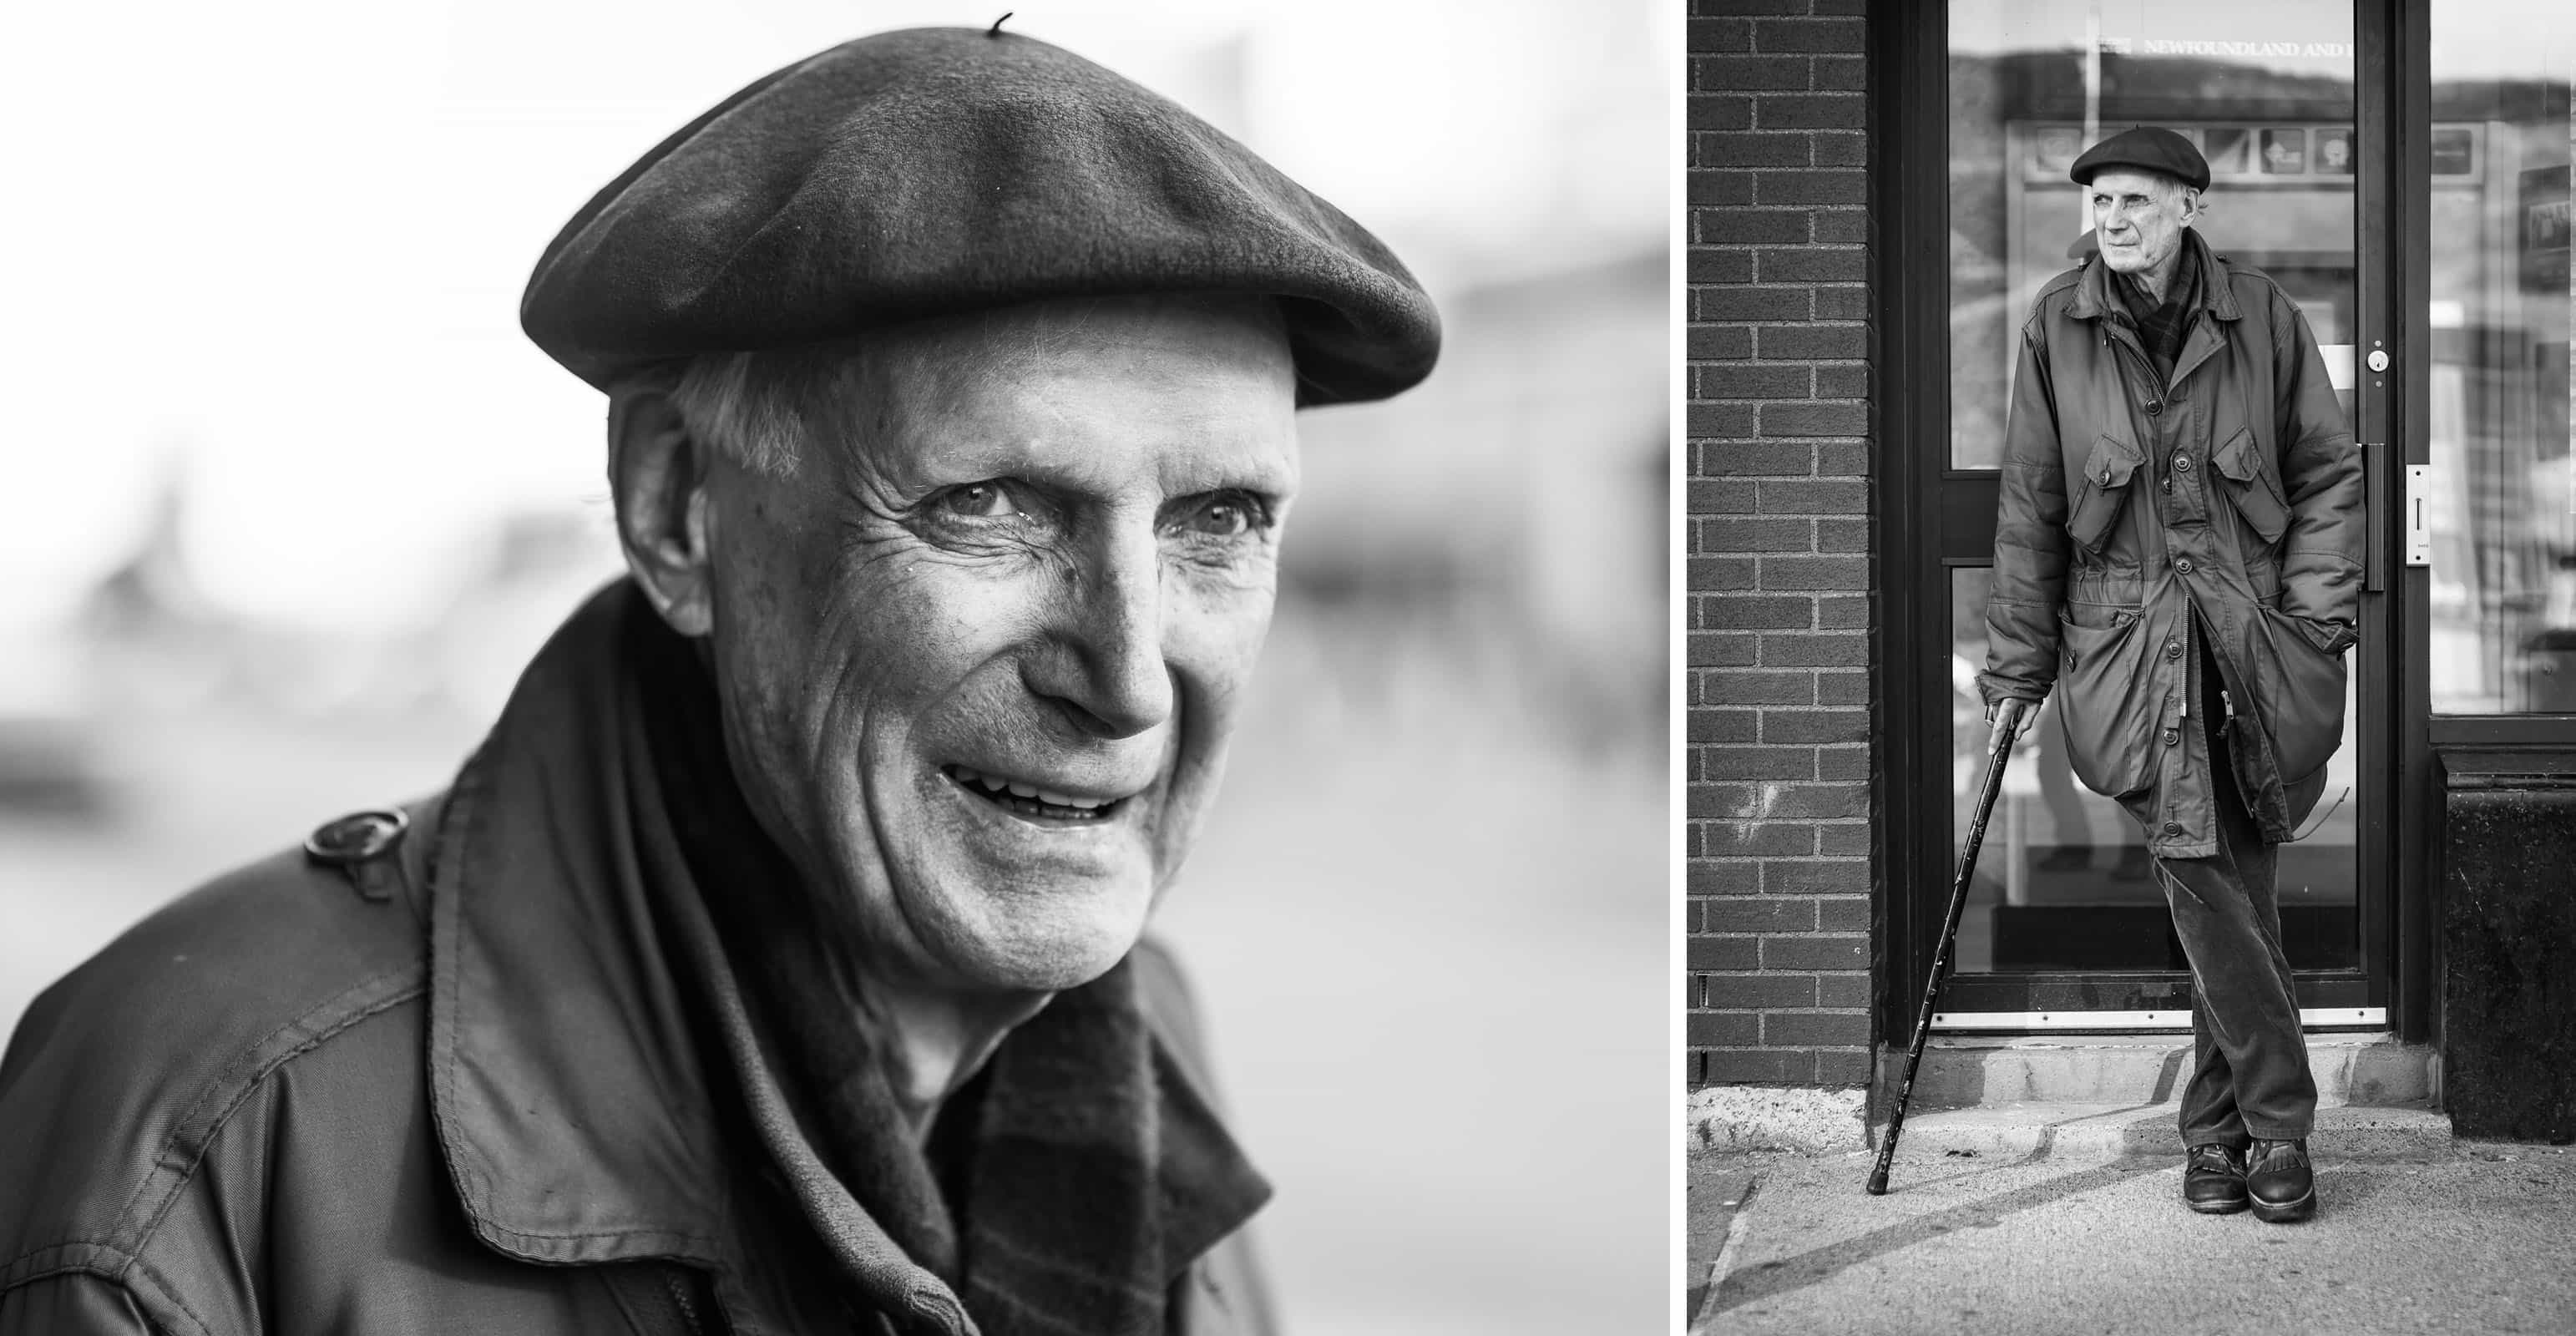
2113, 231, 2204, 386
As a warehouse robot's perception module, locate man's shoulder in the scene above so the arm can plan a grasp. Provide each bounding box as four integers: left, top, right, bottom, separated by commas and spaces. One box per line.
2021, 263, 2093, 331
0, 803, 439, 1286
2209, 252, 2300, 323
3, 802, 438, 1083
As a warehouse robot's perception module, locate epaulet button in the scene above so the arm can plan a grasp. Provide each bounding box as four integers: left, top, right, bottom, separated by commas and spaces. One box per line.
304, 807, 409, 902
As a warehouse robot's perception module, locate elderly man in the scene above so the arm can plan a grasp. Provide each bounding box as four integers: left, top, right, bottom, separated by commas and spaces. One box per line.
0, 28, 1435, 1334
1981, 127, 2362, 1223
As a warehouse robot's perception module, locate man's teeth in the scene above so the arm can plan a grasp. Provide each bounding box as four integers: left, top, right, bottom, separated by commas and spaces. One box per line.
951, 765, 1108, 811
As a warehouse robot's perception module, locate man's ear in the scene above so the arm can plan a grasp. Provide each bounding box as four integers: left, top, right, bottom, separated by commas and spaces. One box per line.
606, 385, 717, 637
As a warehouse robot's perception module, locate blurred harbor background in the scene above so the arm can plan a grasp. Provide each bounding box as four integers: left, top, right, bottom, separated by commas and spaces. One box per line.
0, 3, 1669, 1331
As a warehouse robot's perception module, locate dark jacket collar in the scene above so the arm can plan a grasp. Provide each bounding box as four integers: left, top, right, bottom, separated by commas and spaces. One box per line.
423, 581, 1265, 1331
2068, 227, 2242, 325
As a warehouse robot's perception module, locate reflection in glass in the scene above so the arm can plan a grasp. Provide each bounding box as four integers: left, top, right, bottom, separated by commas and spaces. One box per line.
1945, 3, 2362, 980
1950, 569, 2359, 973
1950, 0, 2359, 469
2427, 8, 2574, 713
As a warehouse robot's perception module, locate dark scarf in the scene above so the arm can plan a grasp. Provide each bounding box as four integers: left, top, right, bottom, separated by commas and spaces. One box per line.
2113, 234, 2204, 385
624, 605, 1267, 1334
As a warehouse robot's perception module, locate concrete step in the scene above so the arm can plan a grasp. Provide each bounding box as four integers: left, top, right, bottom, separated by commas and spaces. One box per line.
1873, 1101, 2452, 1161
1882, 1030, 2437, 1111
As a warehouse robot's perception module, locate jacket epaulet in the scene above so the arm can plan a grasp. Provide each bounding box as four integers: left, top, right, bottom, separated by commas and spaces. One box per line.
305, 806, 415, 903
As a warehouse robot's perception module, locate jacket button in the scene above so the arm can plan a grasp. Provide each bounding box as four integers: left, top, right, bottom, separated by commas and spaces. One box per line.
2174, 453, 2192, 472
2146, 401, 2164, 415
2175, 558, 2196, 574
2164, 821, 2184, 836
2165, 640, 2183, 660
2164, 728, 2181, 746
305, 808, 409, 865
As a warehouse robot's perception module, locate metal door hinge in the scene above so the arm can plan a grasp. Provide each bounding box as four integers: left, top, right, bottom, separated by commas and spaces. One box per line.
2405, 464, 2432, 568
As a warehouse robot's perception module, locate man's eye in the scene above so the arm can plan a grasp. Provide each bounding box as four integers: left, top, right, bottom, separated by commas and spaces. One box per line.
1174, 493, 1268, 539
935, 482, 1022, 519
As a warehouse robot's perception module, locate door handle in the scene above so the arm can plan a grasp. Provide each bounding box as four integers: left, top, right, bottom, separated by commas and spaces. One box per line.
2364, 441, 2385, 593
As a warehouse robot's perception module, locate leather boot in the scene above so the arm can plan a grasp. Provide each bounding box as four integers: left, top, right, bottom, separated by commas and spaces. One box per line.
2247, 1138, 2315, 1222
2182, 1143, 2247, 1214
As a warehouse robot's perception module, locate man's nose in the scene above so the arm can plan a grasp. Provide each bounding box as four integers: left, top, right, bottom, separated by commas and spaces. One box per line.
1030, 525, 1175, 740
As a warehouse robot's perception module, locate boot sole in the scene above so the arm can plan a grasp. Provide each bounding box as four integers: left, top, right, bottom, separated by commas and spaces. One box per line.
2186, 1196, 2249, 1215
2250, 1189, 2315, 1223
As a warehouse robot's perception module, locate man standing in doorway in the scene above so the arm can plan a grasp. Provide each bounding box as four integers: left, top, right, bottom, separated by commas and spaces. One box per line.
1981, 126, 2365, 1223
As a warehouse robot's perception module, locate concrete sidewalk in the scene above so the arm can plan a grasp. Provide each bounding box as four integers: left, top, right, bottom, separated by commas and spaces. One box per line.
1688, 1140, 2576, 1334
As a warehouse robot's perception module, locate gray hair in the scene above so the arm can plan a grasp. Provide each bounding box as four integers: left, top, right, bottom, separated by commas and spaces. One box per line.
616, 348, 844, 479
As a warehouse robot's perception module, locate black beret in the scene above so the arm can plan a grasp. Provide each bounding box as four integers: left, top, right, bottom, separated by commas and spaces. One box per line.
2068, 126, 2210, 193
522, 27, 1440, 407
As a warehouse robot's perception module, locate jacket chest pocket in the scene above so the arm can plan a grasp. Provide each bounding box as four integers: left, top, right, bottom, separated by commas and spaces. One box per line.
2066, 433, 2143, 554
2211, 425, 2292, 544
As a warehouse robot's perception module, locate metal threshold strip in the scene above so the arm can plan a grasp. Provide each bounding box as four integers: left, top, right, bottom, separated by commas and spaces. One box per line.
1931, 1007, 2386, 1031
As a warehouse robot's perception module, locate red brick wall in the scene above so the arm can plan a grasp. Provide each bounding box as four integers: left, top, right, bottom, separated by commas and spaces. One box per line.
1684, 0, 1875, 1089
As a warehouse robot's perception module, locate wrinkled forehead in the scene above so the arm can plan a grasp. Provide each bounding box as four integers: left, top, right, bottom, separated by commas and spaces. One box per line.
828, 293, 1302, 485
2085, 168, 2191, 203
879, 294, 1294, 400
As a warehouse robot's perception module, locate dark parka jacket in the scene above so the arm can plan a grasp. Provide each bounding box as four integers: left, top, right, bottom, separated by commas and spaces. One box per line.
0, 587, 1277, 1336
1980, 230, 2365, 858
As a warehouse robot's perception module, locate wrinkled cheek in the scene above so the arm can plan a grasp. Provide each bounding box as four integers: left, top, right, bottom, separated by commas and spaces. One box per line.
1171, 585, 1275, 723
1152, 597, 1275, 882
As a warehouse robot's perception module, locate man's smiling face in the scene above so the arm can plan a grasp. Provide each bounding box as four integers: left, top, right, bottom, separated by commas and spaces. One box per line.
696, 294, 1298, 998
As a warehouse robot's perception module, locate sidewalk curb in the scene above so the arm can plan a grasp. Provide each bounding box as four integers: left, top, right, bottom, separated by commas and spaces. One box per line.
1688, 1086, 1868, 1151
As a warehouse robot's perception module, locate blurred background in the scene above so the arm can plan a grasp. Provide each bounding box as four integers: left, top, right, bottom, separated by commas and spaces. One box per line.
0, 3, 1668, 1331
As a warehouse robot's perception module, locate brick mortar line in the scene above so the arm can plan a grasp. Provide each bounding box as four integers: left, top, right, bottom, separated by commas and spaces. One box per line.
1695, 1009, 1870, 1015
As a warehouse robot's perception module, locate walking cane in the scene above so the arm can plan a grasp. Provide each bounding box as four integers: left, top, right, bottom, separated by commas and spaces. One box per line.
1866, 702, 2021, 1195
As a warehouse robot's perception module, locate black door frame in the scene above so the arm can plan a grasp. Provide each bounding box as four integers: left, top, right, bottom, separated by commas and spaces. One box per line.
1870, 0, 2428, 1042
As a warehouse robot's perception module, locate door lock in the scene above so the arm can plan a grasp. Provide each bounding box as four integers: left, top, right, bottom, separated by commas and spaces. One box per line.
2366, 349, 2391, 373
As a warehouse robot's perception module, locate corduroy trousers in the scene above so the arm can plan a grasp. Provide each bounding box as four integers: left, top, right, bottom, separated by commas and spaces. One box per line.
2152, 645, 2319, 1148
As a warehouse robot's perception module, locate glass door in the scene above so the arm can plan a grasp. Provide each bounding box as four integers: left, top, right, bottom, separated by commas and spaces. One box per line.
1908, 0, 2390, 1026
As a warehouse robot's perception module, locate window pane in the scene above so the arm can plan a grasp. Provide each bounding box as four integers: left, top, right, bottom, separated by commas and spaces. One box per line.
2427, 8, 2575, 714
1951, 2, 2359, 470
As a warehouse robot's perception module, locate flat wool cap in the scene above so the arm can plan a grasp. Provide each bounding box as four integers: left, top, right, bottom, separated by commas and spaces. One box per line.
522, 26, 1440, 407
2068, 126, 2211, 193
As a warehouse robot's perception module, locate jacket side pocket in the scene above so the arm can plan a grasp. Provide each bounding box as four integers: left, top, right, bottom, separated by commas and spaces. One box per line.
2056, 607, 2155, 799
2253, 605, 2351, 780
2212, 425, 2292, 545
2066, 433, 2143, 554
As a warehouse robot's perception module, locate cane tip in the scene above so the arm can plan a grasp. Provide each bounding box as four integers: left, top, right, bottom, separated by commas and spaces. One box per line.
1865, 1173, 1889, 1195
